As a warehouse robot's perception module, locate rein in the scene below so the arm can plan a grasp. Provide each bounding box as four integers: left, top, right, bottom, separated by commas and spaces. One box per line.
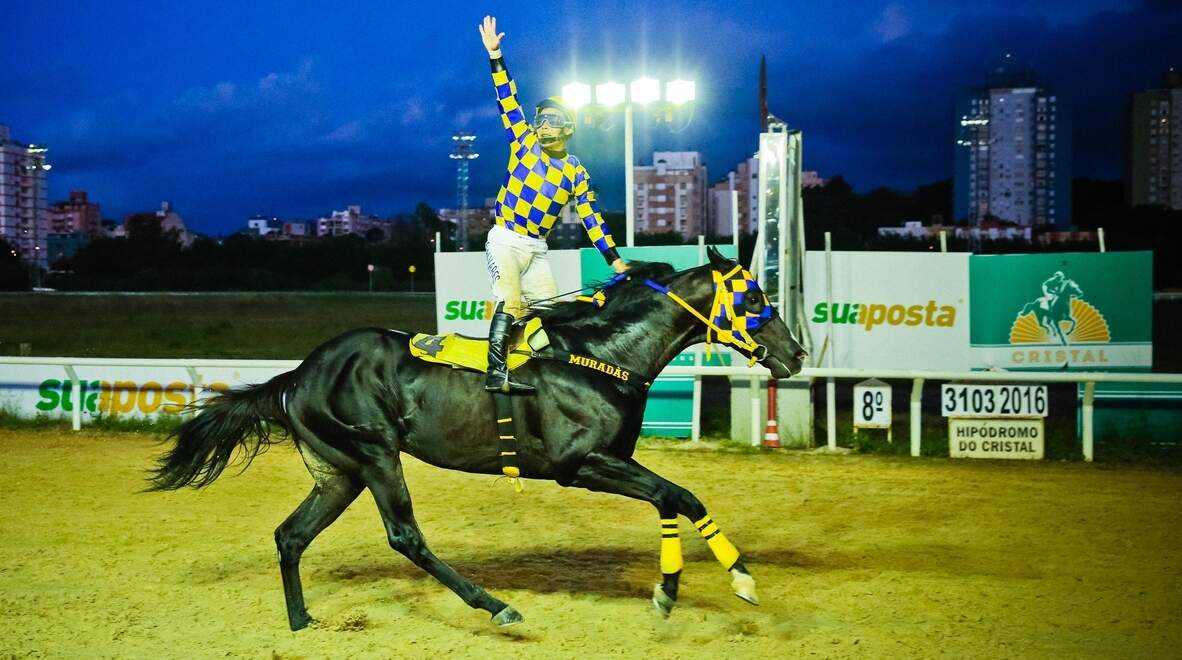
528, 263, 772, 386
641, 264, 772, 367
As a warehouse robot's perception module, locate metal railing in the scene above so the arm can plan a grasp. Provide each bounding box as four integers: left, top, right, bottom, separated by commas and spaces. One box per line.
3, 356, 1180, 462
661, 365, 1182, 461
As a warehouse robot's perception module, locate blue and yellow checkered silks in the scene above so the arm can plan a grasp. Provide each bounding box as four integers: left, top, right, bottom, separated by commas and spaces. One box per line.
707, 264, 774, 358
491, 60, 620, 264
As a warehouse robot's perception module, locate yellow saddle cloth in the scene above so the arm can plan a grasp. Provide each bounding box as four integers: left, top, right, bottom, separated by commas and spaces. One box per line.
409, 317, 549, 373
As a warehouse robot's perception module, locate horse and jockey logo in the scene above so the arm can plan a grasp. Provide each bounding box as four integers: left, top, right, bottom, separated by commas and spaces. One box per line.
1009, 271, 1110, 346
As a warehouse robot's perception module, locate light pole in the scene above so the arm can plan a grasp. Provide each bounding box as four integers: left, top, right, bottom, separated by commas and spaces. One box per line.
23, 145, 51, 289
562, 77, 695, 247
449, 132, 478, 251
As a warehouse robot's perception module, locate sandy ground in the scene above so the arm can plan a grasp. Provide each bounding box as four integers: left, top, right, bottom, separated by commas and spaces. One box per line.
1, 429, 1180, 659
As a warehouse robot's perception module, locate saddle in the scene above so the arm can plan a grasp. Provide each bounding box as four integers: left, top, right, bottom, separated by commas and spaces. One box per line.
408, 317, 550, 374
409, 318, 551, 494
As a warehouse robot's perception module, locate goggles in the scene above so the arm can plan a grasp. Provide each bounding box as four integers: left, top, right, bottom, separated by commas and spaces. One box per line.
532, 112, 571, 129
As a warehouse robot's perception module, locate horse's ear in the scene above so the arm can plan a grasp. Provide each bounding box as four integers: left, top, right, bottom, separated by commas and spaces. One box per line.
706, 245, 731, 270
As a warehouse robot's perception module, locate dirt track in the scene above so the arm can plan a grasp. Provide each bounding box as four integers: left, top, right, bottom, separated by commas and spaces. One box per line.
1, 429, 1179, 659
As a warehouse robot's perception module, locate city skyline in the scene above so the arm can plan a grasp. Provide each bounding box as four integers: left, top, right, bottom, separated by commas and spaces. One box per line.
3, 1, 1180, 235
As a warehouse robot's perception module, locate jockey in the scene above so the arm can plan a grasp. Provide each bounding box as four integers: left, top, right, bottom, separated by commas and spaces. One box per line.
478, 15, 629, 394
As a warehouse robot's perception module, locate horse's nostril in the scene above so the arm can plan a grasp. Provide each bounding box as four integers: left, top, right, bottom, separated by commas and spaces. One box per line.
795, 350, 808, 361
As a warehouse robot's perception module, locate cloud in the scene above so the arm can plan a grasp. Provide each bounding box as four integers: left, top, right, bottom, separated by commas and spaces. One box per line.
874, 4, 913, 43
11, 0, 1181, 232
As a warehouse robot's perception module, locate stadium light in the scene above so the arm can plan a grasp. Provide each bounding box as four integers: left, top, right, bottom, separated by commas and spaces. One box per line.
560, 82, 592, 109
666, 79, 696, 105
559, 75, 697, 247
595, 82, 626, 108
629, 77, 661, 105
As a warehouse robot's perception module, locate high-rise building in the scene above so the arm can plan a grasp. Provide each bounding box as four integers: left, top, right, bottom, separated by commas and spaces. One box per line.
439, 197, 496, 241
1128, 69, 1182, 209
48, 191, 102, 236
707, 154, 825, 238
0, 124, 51, 269
708, 157, 759, 238
317, 205, 386, 239
633, 151, 708, 237
954, 67, 1072, 229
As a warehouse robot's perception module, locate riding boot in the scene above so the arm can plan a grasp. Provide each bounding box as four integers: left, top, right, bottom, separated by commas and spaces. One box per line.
485, 311, 535, 393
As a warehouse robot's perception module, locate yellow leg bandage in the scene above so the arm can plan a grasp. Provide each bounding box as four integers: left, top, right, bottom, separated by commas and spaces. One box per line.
659, 518, 683, 574
694, 514, 740, 569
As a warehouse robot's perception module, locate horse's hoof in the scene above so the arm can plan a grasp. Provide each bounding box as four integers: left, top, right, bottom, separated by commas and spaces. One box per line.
491, 605, 523, 626
731, 572, 760, 606
652, 584, 675, 618
289, 611, 315, 631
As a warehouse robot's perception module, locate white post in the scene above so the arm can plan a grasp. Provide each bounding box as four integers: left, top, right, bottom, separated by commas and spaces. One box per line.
690, 235, 705, 444
65, 365, 82, 431
1098, 227, 1106, 253
749, 230, 765, 283
1082, 381, 1096, 462
750, 375, 761, 446
625, 103, 635, 247
435, 231, 441, 253
185, 366, 203, 414
939, 230, 947, 253
691, 372, 702, 443
824, 232, 834, 368
825, 231, 836, 450
730, 189, 740, 249
826, 377, 836, 451
910, 378, 924, 457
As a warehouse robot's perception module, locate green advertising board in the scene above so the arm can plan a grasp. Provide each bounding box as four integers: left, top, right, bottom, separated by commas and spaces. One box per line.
1077, 383, 1182, 453
580, 245, 740, 437
970, 252, 1153, 371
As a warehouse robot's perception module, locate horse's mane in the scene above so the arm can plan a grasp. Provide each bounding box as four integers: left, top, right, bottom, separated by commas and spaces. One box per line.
532, 261, 679, 329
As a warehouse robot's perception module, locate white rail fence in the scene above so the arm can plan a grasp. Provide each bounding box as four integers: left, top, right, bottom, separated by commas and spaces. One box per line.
2, 357, 1180, 462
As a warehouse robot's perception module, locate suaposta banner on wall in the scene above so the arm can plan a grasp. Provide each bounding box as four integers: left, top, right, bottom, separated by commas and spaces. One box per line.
969, 252, 1153, 371
433, 249, 582, 335
804, 251, 972, 370
0, 364, 291, 420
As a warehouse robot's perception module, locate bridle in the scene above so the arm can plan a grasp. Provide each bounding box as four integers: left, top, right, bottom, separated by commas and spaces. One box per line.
641, 263, 775, 367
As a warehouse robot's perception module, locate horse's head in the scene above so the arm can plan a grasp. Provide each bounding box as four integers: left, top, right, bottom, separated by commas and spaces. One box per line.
703, 247, 807, 378
1062, 279, 1083, 300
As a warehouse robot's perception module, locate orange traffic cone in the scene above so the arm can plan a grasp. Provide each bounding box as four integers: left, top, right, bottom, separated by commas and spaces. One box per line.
763, 378, 781, 448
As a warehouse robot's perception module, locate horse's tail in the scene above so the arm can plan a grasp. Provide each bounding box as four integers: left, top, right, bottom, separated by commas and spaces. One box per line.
146, 370, 296, 491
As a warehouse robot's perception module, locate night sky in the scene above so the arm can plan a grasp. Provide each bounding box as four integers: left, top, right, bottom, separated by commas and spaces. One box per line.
4, 1, 1180, 235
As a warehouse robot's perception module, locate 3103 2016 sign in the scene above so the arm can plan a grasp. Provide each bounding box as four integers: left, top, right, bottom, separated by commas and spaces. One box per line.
941, 384, 1047, 418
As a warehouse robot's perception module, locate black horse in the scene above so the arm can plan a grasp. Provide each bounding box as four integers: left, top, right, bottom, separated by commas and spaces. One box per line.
149, 247, 806, 629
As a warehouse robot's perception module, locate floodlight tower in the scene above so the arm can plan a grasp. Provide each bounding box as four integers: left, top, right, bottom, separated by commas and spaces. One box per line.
23, 144, 51, 288
449, 131, 479, 250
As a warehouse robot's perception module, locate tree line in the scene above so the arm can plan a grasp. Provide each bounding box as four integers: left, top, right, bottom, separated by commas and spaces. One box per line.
2, 179, 1179, 291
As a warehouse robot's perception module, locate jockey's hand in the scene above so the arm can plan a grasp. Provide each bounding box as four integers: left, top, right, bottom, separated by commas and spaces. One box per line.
479, 15, 504, 55
610, 258, 629, 274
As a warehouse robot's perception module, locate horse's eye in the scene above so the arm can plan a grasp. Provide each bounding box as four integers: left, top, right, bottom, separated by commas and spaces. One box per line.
744, 291, 764, 312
